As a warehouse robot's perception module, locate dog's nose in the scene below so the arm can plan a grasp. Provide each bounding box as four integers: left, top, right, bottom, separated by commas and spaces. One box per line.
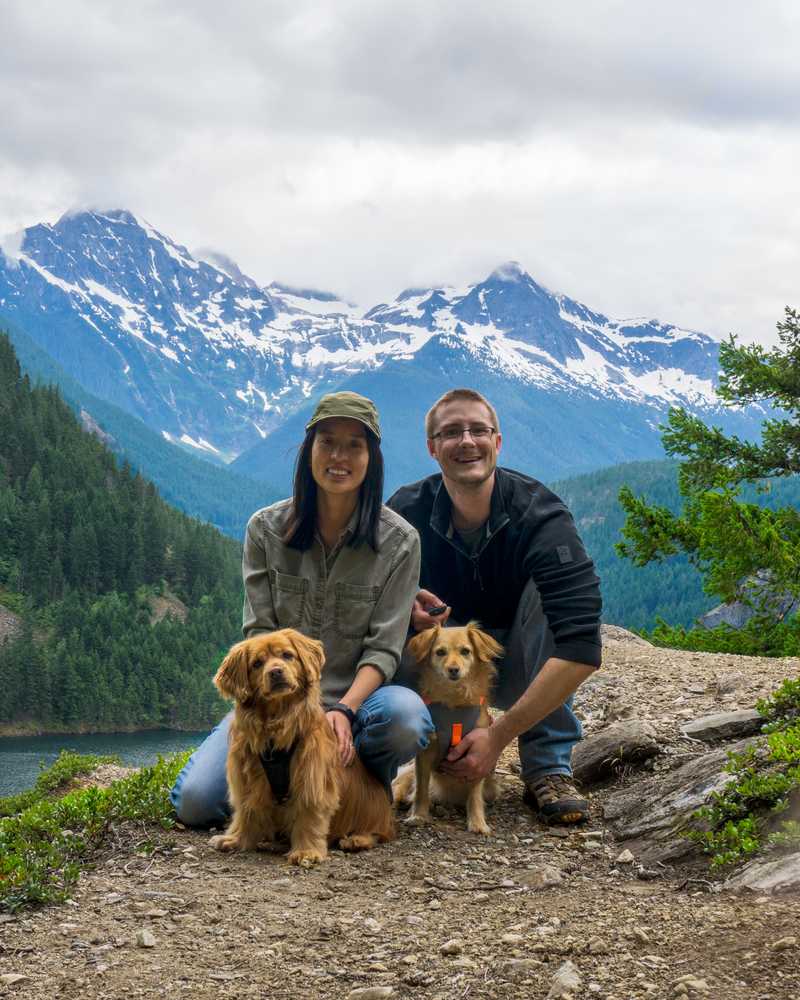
269, 667, 285, 682
447, 666, 460, 679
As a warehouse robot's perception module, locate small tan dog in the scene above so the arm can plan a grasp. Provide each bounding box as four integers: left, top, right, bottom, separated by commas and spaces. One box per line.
209, 629, 394, 865
393, 622, 503, 835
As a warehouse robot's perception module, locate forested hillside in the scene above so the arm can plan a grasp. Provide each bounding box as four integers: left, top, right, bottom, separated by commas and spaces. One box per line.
0, 333, 241, 732
4, 321, 781, 636
554, 460, 800, 630
4, 322, 277, 539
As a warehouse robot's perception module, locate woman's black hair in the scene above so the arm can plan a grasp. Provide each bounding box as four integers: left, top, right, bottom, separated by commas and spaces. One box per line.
284, 423, 384, 552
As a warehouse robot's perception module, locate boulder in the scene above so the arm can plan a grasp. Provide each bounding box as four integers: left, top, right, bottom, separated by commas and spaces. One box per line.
603, 738, 756, 863
681, 709, 763, 743
725, 851, 800, 894
573, 720, 661, 783
698, 570, 799, 630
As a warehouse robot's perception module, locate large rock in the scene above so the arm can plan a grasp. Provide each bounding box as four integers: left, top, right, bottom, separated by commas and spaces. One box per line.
603, 737, 756, 863
699, 570, 800, 630
725, 851, 800, 894
681, 709, 763, 743
601, 624, 652, 646
573, 721, 661, 783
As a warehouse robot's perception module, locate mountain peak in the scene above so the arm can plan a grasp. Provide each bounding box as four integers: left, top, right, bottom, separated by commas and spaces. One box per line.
56, 207, 138, 228
487, 260, 530, 284
194, 248, 259, 289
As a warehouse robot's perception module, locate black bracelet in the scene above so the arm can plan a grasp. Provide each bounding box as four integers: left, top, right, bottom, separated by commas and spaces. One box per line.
328, 702, 357, 727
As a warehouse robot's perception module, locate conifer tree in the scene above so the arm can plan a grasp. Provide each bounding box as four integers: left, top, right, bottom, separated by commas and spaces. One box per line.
617, 307, 800, 619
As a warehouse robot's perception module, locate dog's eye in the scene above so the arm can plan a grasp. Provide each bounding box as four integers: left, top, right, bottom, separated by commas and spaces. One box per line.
281, 650, 294, 661
434, 648, 446, 657
460, 647, 471, 657
252, 657, 265, 669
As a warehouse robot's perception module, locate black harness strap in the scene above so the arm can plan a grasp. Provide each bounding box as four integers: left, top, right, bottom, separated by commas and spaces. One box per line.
426, 702, 483, 768
259, 740, 300, 804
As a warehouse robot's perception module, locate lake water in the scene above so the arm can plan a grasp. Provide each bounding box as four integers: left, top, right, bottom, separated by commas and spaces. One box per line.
0, 729, 210, 796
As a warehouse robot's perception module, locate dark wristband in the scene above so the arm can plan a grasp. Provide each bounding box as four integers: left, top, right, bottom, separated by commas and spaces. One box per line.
328, 702, 357, 727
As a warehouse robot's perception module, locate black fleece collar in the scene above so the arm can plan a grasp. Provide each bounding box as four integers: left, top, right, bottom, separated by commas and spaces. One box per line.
429, 472, 510, 553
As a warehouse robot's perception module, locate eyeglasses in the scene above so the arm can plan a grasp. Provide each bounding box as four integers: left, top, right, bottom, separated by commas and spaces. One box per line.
430, 424, 496, 443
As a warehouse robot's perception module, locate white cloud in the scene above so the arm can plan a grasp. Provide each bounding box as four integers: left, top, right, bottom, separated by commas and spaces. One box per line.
2, 0, 799, 345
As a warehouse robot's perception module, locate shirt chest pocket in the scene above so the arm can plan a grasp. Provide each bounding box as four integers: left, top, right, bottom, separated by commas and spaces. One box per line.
271, 570, 309, 628
334, 582, 380, 640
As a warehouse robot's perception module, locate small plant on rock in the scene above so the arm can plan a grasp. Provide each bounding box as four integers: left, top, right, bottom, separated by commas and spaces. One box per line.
689, 678, 800, 866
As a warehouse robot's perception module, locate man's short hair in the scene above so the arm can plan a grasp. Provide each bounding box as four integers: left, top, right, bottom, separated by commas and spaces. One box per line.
425, 389, 500, 439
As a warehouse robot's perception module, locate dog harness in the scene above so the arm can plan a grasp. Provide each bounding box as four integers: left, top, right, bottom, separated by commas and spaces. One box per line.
259, 740, 299, 804
425, 699, 484, 767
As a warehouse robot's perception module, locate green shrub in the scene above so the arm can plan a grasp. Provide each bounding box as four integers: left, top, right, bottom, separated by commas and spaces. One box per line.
0, 750, 120, 818
0, 751, 191, 912
646, 616, 800, 657
689, 678, 800, 866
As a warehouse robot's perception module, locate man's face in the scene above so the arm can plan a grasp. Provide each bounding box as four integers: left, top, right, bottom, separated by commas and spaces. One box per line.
427, 399, 502, 488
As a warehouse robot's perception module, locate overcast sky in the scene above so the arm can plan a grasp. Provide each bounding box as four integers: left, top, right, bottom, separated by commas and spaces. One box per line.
2, 0, 799, 346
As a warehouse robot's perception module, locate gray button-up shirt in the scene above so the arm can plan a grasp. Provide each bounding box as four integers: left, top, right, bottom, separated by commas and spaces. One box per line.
242, 499, 421, 706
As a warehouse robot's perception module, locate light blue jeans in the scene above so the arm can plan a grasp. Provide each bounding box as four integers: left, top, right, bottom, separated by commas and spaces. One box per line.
170, 685, 433, 827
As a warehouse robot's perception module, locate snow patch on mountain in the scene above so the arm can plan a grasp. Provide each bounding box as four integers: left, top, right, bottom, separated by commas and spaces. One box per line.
267, 282, 362, 318
0, 208, 745, 463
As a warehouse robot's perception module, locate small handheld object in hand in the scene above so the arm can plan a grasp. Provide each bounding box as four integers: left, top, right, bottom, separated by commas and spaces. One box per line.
426, 604, 448, 617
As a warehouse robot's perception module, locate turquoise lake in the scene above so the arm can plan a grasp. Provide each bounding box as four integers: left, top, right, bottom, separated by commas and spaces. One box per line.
0, 730, 209, 796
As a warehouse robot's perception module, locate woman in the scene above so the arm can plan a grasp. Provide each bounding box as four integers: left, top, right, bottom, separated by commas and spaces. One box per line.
170, 391, 432, 826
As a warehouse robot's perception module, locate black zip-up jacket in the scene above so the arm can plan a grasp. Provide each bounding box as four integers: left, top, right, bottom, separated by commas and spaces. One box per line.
387, 467, 602, 668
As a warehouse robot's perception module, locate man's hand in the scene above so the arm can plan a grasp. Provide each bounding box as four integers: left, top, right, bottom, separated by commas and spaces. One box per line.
439, 727, 502, 782
325, 711, 356, 766
411, 588, 451, 632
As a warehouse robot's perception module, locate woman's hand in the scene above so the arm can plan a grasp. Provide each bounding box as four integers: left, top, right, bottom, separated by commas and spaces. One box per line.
326, 710, 356, 766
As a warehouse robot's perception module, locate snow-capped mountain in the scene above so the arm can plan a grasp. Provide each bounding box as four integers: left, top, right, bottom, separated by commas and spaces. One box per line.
0, 209, 759, 487
365, 260, 719, 409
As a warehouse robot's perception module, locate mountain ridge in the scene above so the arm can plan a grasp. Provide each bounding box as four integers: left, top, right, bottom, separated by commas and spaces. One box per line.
0, 208, 763, 488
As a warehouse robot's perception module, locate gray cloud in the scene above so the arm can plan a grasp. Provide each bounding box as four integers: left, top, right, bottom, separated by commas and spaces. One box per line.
1, 0, 799, 345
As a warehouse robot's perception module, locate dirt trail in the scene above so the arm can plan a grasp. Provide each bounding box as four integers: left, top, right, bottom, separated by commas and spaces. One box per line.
1, 632, 799, 1000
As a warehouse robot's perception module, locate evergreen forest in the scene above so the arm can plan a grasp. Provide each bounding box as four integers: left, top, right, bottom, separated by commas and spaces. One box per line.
4, 321, 277, 539
553, 460, 800, 632
0, 333, 243, 732
4, 323, 799, 733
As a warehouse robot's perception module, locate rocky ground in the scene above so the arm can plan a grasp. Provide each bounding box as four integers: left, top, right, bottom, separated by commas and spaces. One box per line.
1, 627, 800, 1000
0, 604, 22, 646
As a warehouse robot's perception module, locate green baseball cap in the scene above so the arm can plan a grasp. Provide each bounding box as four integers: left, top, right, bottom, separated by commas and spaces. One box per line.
305, 391, 381, 440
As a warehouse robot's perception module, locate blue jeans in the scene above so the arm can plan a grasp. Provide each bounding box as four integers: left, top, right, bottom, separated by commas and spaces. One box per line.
395, 578, 583, 786
170, 685, 433, 827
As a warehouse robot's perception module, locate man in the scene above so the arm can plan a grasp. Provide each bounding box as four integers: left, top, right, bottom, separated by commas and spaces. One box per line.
387, 388, 601, 823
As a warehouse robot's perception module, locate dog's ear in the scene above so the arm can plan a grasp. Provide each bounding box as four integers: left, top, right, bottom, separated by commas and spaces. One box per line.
214, 641, 253, 702
466, 621, 504, 664
289, 631, 325, 683
406, 625, 440, 665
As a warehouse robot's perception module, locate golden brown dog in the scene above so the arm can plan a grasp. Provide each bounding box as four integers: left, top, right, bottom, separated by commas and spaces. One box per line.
209, 629, 394, 865
393, 622, 503, 835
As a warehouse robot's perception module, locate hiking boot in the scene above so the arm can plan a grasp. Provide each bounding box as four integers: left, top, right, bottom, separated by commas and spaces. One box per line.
523, 773, 589, 824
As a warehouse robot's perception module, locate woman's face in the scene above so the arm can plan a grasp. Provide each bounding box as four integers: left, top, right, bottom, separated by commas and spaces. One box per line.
310, 417, 369, 497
